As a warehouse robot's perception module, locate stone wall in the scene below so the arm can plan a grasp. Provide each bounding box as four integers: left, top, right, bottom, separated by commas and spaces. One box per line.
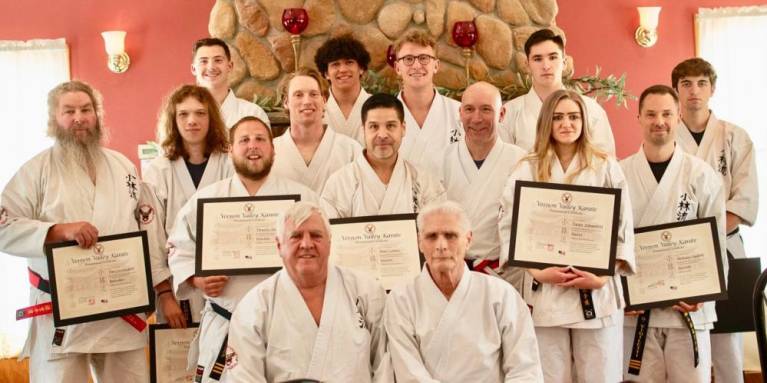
208, 0, 567, 103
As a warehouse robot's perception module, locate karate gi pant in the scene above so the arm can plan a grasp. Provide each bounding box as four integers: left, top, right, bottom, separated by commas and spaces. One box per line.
535, 324, 622, 383
29, 347, 147, 383
622, 327, 711, 383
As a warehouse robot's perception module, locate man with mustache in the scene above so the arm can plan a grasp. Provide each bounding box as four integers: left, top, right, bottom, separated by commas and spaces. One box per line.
320, 93, 445, 218
167, 117, 317, 382
226, 202, 388, 382
441, 81, 525, 275
498, 29, 615, 154
672, 58, 759, 383
270, 68, 361, 194
0, 80, 166, 382
191, 37, 270, 129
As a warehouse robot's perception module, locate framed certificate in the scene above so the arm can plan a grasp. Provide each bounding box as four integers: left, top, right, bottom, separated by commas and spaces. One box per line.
149, 323, 199, 383
622, 217, 727, 311
329, 214, 423, 291
195, 195, 299, 276
45, 231, 154, 327
508, 181, 621, 275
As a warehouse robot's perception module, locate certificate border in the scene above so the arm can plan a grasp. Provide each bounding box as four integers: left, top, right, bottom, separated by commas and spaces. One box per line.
149, 323, 200, 383
507, 180, 621, 275
195, 195, 300, 276
329, 213, 426, 267
622, 217, 727, 311
45, 231, 155, 327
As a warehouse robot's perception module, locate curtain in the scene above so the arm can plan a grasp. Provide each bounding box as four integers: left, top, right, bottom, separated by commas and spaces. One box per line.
0, 38, 69, 357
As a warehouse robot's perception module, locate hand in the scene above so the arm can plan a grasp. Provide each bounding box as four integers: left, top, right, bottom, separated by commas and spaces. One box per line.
726, 212, 742, 234
624, 310, 645, 316
557, 267, 608, 289
672, 301, 703, 313
528, 266, 576, 284
191, 276, 229, 297
47, 222, 99, 248
158, 293, 187, 328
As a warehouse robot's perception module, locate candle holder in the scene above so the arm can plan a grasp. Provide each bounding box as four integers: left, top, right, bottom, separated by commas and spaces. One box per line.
386, 44, 397, 68
282, 8, 309, 72
451, 20, 479, 86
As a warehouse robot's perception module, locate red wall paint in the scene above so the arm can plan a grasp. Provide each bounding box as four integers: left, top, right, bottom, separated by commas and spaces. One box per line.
558, 0, 763, 158
2, 0, 762, 163
0, 0, 216, 165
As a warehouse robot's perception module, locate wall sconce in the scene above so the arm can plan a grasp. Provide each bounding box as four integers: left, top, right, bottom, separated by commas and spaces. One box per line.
101, 31, 130, 73
635, 7, 661, 48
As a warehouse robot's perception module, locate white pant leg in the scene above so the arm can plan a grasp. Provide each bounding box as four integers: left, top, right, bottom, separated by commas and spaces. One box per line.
29, 351, 89, 383
622, 327, 666, 383
571, 324, 622, 383
89, 349, 148, 383
711, 332, 744, 383
197, 309, 230, 383
665, 328, 711, 383
535, 327, 572, 383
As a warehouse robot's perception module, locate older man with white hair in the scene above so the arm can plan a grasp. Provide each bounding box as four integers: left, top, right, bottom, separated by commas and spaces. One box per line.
385, 201, 543, 382
226, 202, 389, 383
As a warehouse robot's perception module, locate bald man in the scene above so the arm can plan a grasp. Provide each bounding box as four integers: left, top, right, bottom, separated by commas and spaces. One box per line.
441, 82, 525, 275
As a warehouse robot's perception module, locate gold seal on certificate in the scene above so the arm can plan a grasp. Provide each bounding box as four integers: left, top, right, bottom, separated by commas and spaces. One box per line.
329, 214, 422, 291
149, 324, 199, 383
195, 195, 300, 276
508, 181, 621, 275
45, 231, 154, 327
622, 217, 726, 310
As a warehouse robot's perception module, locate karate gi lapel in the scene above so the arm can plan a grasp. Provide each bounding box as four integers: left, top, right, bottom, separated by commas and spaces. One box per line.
635, 145, 685, 227
352, 155, 388, 214
518, 90, 543, 149
92, 151, 130, 230
306, 127, 338, 188
456, 139, 504, 214
306, 266, 341, 378
398, 90, 448, 158
325, 89, 369, 142
171, 158, 198, 202
379, 156, 413, 214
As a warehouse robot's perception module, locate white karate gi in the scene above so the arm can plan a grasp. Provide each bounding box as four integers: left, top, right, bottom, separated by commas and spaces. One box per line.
620, 144, 727, 382
498, 89, 616, 155
677, 113, 759, 383
168, 174, 318, 383
143, 151, 233, 323
0, 145, 167, 383
385, 265, 544, 382
320, 154, 446, 219
397, 90, 463, 176
226, 266, 388, 383
271, 127, 361, 195
323, 88, 370, 144
220, 89, 270, 129
498, 154, 636, 383
442, 138, 525, 264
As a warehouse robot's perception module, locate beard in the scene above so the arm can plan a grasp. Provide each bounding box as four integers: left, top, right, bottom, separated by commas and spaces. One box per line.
233, 152, 273, 181
52, 123, 103, 172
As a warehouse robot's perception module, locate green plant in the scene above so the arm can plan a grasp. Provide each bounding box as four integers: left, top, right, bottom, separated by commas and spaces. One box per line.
566, 66, 635, 108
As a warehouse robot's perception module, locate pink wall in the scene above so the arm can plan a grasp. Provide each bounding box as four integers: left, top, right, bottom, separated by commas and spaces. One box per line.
558, 0, 762, 158
1, 0, 759, 163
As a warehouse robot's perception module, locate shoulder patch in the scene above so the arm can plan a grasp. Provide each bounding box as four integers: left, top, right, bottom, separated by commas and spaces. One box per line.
136, 204, 155, 225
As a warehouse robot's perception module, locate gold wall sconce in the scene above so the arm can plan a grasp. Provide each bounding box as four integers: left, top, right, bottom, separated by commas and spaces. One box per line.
101, 31, 130, 73
636, 7, 661, 48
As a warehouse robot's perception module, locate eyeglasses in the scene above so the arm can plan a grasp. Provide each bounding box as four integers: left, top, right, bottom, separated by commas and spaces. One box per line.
396, 54, 437, 66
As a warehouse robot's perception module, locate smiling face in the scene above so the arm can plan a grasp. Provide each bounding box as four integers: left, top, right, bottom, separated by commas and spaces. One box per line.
639, 93, 680, 147
277, 212, 331, 281
54, 91, 99, 143
230, 119, 274, 180
363, 107, 405, 162
191, 45, 233, 90
395, 42, 438, 90
284, 75, 326, 127
326, 58, 364, 94
527, 40, 565, 89
175, 96, 210, 147
550, 98, 583, 148
460, 82, 503, 147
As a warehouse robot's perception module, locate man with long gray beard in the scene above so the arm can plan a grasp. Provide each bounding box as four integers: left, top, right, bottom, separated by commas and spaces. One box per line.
0, 80, 167, 382
168, 116, 318, 382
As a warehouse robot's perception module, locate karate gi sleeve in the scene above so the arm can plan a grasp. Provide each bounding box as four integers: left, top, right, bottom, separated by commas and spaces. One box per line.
167, 197, 199, 300
226, 290, 269, 383
136, 181, 172, 287
698, 171, 728, 281
0, 163, 55, 258
141, 162, 170, 230
319, 172, 348, 219
419, 170, 447, 208
497, 100, 516, 144
606, 159, 636, 275
383, 293, 440, 383
588, 102, 616, 156
726, 128, 758, 226
499, 286, 545, 382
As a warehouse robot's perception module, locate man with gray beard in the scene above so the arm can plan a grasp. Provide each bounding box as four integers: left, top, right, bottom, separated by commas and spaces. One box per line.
0, 80, 168, 382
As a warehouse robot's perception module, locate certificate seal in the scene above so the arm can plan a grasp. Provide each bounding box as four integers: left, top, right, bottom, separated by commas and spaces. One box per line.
365, 224, 376, 234
93, 243, 104, 255
661, 231, 672, 242
243, 203, 254, 213
561, 192, 573, 205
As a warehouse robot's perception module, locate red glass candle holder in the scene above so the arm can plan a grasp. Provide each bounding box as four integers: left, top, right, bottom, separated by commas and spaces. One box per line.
282, 8, 309, 35
452, 20, 478, 48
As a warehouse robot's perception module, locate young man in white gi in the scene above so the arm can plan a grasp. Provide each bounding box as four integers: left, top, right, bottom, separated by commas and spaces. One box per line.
620, 85, 727, 382
385, 201, 544, 382
314, 34, 372, 144
226, 202, 388, 382
0, 81, 167, 382
144, 85, 234, 327
394, 30, 463, 176
498, 29, 615, 154
320, 93, 445, 218
191, 37, 270, 129
270, 68, 361, 194
672, 58, 759, 383
442, 81, 525, 275
167, 117, 318, 382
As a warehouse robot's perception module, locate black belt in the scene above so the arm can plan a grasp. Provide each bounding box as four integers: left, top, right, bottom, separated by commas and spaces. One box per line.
628, 311, 699, 375
28, 268, 51, 294
579, 289, 596, 320
208, 301, 231, 381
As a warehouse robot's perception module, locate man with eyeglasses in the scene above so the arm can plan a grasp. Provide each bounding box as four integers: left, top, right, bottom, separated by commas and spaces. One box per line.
393, 30, 463, 177
498, 29, 615, 155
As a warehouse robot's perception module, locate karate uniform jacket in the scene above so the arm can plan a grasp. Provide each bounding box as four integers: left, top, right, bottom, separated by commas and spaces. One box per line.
323, 88, 370, 144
